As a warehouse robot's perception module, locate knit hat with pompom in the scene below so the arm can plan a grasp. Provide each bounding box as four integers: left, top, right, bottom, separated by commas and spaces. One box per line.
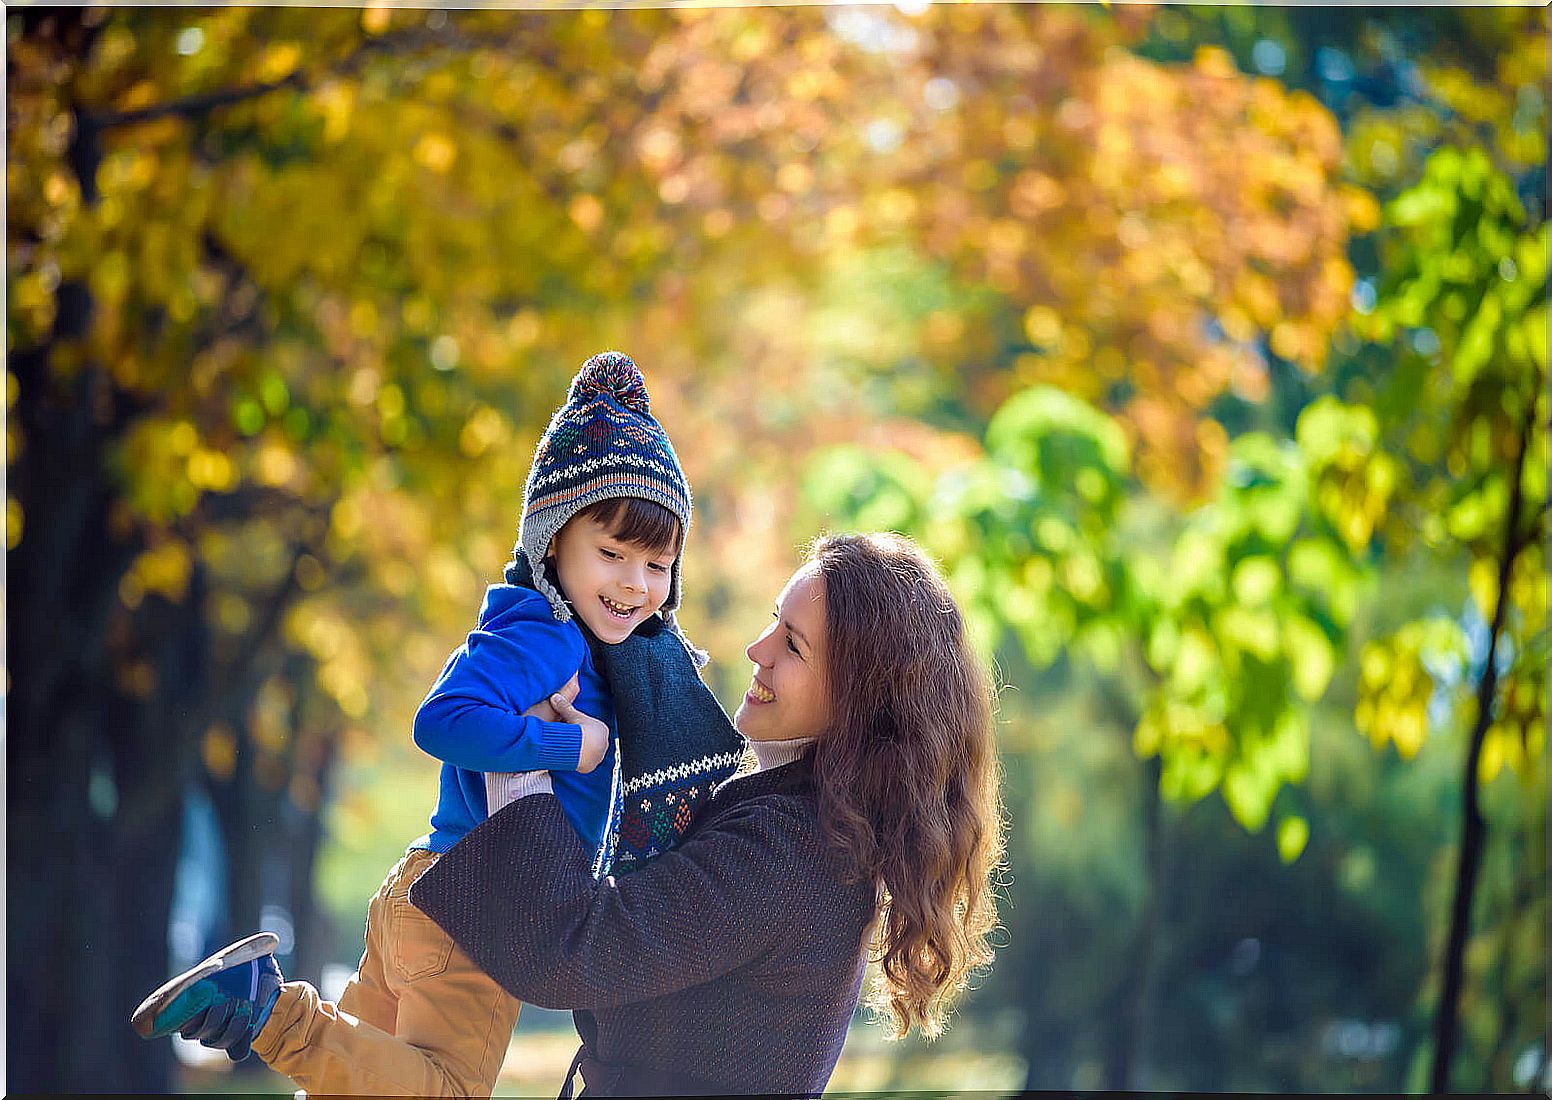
512, 352, 697, 653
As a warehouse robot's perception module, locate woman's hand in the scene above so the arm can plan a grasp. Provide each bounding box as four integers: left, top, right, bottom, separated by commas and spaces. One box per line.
523, 673, 607, 773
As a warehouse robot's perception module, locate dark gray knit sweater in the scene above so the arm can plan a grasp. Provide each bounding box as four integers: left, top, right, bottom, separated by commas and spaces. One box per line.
409, 756, 878, 1097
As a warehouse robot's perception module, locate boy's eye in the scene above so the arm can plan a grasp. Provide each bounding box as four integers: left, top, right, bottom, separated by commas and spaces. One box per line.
648, 561, 669, 573
600, 548, 621, 560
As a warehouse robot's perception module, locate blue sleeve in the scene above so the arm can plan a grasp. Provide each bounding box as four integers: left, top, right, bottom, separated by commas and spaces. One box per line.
412, 586, 588, 773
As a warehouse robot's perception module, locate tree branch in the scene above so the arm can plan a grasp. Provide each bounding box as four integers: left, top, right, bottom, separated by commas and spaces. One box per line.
82, 23, 519, 133
85, 72, 307, 131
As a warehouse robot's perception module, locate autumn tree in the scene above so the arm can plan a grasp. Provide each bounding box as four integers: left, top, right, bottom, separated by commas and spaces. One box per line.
6, 4, 1486, 1092
7, 6, 891, 1086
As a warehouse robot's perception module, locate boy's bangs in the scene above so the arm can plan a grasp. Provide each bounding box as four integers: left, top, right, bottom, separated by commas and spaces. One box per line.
579, 496, 681, 555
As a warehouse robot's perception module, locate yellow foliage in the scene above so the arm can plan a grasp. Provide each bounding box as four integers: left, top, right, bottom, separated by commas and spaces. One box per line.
569, 194, 604, 233
1193, 46, 1239, 80
361, 6, 390, 36
259, 42, 303, 83
458, 405, 508, 458
6, 498, 23, 551
1343, 187, 1382, 234
1356, 619, 1469, 759
187, 448, 236, 491
128, 539, 193, 603
13, 6, 1530, 834
413, 133, 458, 174
1023, 306, 1061, 349
1468, 556, 1498, 619
203, 723, 238, 782
257, 440, 301, 487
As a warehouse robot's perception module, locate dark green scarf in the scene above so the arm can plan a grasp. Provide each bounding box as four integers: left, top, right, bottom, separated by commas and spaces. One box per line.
504, 550, 744, 873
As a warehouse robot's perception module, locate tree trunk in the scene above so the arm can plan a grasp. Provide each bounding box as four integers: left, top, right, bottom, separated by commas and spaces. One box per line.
285, 660, 341, 989
8, 14, 349, 1088
9, 20, 222, 1085
6, 19, 200, 1080
1429, 399, 1536, 1092
1099, 752, 1166, 1090
7, 360, 197, 1091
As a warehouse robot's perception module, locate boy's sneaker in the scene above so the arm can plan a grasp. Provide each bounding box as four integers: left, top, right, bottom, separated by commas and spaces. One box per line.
130, 932, 284, 1061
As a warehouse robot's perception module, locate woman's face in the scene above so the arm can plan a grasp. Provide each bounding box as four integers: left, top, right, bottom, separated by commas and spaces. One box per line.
735, 565, 832, 742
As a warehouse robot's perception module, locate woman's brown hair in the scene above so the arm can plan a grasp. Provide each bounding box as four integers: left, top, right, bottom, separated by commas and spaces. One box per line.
807, 532, 1006, 1040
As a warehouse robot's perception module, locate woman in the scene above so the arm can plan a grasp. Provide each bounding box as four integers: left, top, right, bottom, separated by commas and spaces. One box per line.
410, 532, 1007, 1097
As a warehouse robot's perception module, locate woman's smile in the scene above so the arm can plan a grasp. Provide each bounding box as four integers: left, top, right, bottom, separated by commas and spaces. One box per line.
734, 566, 829, 741
745, 678, 776, 705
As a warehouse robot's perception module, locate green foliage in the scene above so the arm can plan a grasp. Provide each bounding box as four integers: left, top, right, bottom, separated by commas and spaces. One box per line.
805, 388, 1370, 837
1342, 144, 1547, 769
1296, 397, 1402, 556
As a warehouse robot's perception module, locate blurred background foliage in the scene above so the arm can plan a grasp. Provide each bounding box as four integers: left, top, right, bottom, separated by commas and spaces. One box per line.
6, 3, 1545, 1094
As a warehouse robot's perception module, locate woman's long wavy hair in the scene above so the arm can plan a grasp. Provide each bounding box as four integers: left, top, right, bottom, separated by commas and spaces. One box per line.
807, 533, 1006, 1040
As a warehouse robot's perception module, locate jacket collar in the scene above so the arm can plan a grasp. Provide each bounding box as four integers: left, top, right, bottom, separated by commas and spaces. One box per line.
714, 750, 814, 802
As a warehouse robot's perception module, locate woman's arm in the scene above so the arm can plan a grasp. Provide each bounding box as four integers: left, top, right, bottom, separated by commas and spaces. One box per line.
409, 787, 812, 1010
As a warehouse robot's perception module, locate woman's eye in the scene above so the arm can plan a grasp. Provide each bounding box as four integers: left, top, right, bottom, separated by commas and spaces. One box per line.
786, 636, 801, 656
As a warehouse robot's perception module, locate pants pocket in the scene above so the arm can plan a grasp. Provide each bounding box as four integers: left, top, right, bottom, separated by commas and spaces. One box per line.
389, 896, 455, 982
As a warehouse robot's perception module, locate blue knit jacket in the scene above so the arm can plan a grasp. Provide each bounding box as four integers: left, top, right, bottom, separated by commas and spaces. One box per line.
409, 582, 618, 858
415, 549, 744, 877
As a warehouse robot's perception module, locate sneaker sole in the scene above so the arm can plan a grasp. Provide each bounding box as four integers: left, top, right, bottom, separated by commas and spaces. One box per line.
130, 931, 280, 1038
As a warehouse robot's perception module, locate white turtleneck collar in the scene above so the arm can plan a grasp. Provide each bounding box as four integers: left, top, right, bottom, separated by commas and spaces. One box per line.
748, 736, 815, 773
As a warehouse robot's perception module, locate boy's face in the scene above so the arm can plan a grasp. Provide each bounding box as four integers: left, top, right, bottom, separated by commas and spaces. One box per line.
549, 511, 676, 645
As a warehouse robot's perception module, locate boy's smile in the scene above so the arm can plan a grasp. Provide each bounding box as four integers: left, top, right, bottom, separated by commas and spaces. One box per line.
550, 511, 676, 645
600, 595, 640, 618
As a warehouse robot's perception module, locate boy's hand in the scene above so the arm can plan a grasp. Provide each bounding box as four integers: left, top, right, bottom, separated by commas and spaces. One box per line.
548, 691, 610, 774
523, 675, 605, 772
522, 673, 580, 724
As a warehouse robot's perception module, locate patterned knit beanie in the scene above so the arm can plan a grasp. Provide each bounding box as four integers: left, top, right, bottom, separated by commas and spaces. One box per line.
515, 351, 695, 637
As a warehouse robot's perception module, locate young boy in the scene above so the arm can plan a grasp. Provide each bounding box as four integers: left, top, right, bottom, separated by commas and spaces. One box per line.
131, 352, 742, 1096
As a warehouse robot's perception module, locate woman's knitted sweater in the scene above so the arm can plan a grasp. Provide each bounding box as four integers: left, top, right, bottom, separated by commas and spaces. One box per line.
410, 754, 878, 1097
